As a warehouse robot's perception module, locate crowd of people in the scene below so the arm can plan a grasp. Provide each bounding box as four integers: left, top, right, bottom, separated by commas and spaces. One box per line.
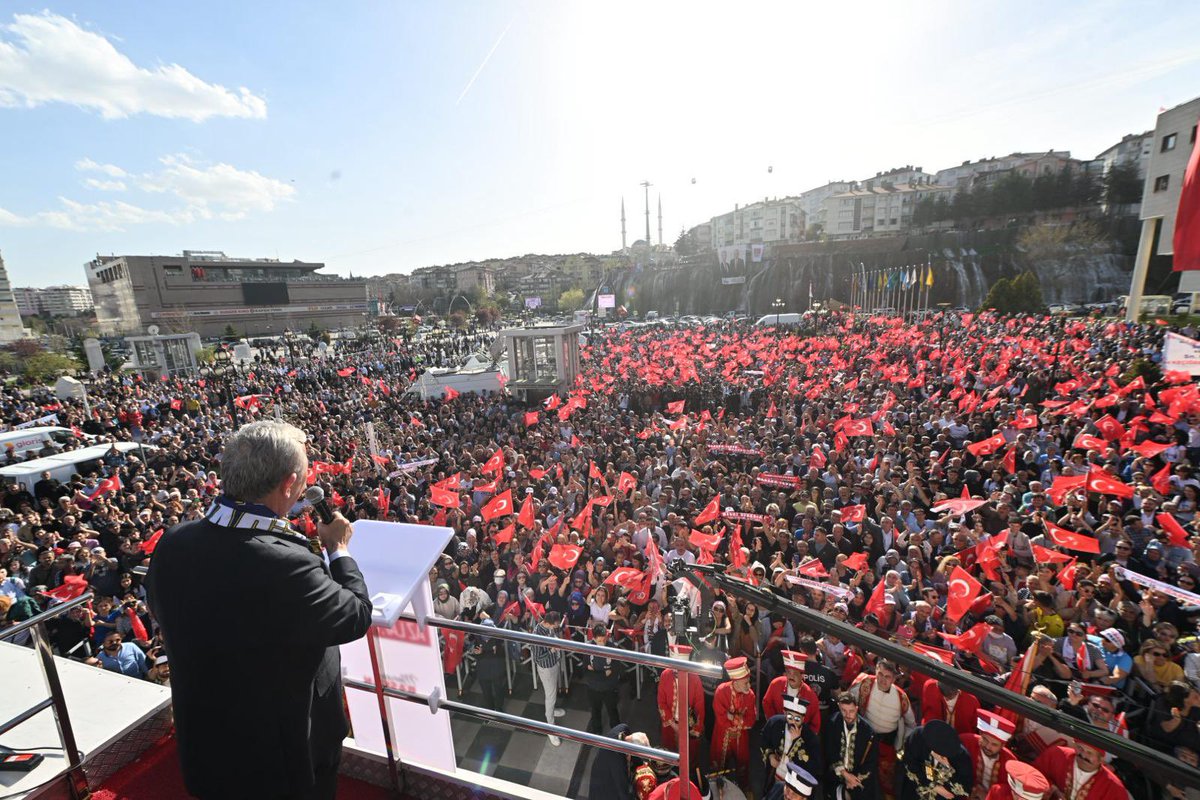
3, 311, 1200, 798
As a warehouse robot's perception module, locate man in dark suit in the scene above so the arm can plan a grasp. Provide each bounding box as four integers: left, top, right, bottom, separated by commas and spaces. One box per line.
821, 691, 879, 800
147, 421, 372, 800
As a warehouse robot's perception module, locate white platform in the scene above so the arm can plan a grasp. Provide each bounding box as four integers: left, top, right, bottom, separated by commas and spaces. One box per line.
0, 642, 171, 798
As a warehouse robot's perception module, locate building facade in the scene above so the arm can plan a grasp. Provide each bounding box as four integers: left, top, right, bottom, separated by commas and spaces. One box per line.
709, 198, 804, 251
0, 254, 28, 342
1140, 97, 1200, 258
824, 182, 954, 238
796, 182, 852, 234
85, 250, 368, 337
13, 287, 40, 317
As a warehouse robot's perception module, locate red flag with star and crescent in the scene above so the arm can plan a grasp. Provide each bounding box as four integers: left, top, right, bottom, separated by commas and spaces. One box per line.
481, 490, 513, 521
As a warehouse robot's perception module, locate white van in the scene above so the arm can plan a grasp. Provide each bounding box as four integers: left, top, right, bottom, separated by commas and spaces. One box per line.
754, 312, 803, 327
0, 427, 90, 461
0, 442, 155, 492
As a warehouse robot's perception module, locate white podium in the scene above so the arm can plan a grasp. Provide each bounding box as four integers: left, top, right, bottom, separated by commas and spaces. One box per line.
339, 521, 456, 785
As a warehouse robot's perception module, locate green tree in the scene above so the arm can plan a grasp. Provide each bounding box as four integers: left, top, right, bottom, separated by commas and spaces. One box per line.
982, 278, 1014, 311
223, 324, 239, 339
558, 288, 585, 312
1009, 271, 1045, 313
1104, 161, 1143, 209
22, 352, 80, 384
194, 346, 216, 366
674, 227, 696, 256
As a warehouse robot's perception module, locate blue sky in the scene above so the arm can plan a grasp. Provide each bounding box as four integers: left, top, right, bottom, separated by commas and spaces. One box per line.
1, 1, 1198, 286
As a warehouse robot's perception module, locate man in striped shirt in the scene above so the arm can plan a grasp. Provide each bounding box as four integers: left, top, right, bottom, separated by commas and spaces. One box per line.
532, 610, 566, 746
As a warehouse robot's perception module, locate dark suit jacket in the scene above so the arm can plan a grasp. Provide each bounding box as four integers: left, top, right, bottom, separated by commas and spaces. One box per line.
821, 712, 879, 799
146, 517, 372, 800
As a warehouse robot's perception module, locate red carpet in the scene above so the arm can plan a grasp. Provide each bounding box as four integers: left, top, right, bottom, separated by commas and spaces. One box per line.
93, 735, 397, 800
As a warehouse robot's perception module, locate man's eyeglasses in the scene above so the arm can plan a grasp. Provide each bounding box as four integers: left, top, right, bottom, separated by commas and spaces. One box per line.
1152, 651, 1168, 657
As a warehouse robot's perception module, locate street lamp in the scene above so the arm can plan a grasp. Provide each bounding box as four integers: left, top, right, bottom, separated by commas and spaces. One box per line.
772, 297, 785, 327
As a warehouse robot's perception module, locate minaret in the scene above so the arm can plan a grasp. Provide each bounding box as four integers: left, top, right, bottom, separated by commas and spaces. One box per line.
640, 180, 652, 245
620, 197, 627, 252
657, 194, 663, 246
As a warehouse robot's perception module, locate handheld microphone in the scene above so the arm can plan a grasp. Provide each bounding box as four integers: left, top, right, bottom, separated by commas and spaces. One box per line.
304, 485, 335, 525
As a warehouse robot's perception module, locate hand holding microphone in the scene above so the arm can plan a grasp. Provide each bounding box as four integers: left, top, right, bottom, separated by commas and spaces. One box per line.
304, 486, 353, 554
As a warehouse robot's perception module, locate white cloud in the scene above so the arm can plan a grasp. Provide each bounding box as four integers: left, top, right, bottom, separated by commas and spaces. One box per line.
137, 154, 294, 217
83, 178, 126, 192
75, 158, 126, 178
1, 153, 295, 232
0, 12, 266, 121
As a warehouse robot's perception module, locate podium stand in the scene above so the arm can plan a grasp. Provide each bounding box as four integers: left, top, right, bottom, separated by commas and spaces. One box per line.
338, 521, 455, 795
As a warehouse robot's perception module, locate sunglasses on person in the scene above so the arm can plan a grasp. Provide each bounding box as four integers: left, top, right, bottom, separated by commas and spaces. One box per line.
1152, 650, 1168, 658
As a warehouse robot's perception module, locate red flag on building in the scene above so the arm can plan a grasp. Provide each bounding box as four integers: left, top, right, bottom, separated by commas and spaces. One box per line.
1174, 110, 1200, 271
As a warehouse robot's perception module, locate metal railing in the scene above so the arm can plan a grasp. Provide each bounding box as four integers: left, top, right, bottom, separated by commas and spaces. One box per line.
0, 591, 93, 800
356, 612, 723, 797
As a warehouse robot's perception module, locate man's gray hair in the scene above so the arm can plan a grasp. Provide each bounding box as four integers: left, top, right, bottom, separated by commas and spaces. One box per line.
220, 421, 307, 502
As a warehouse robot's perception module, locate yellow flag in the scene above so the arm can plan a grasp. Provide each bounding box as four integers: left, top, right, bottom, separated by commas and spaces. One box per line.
925, 265, 934, 287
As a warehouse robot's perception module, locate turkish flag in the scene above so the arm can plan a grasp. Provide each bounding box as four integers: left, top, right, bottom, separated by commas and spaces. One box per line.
1031, 544, 1076, 564
544, 394, 561, 410
843, 418, 874, 437
839, 504, 866, 523
618, 471, 637, 494
865, 579, 888, 617
43, 574, 89, 602
170, 398, 183, 411
443, 386, 460, 401
1072, 433, 1108, 451
88, 474, 121, 500
376, 487, 390, 517
966, 433, 1006, 456
605, 567, 644, 589
796, 559, 828, 578
589, 461, 603, 480
976, 537, 1004, 582
1002, 447, 1017, 475
528, 468, 546, 480
481, 490, 513, 521
1094, 415, 1126, 441
442, 629, 466, 674
1174, 108, 1200, 271
1157, 513, 1192, 547
842, 552, 869, 572
1047, 474, 1087, 504
493, 524, 515, 545
1013, 413, 1039, 429
938, 622, 990, 654
694, 495, 721, 526
548, 544, 583, 571
482, 448, 505, 474
524, 411, 540, 427
689, 529, 722, 551
517, 495, 536, 528
337, 367, 355, 377
1085, 469, 1134, 499
834, 431, 849, 453
140, 528, 165, 554
809, 447, 827, 469
912, 643, 957, 666
430, 485, 460, 508
946, 566, 983, 620
1130, 440, 1171, 458
1044, 521, 1100, 554
666, 400, 685, 414
1152, 462, 1174, 495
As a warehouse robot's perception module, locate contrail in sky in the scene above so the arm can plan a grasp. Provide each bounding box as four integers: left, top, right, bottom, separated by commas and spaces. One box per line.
456, 20, 513, 106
